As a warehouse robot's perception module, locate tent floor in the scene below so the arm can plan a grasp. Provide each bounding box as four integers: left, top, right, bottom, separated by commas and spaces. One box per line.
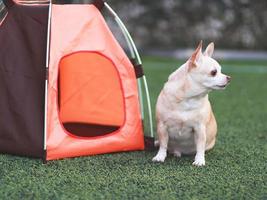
63, 123, 119, 137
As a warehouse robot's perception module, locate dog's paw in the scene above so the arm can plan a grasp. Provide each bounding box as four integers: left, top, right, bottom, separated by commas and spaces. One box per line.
192, 158, 205, 166
152, 153, 166, 163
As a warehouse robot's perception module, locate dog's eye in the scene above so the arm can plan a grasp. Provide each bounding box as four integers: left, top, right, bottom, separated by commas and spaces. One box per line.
210, 69, 217, 76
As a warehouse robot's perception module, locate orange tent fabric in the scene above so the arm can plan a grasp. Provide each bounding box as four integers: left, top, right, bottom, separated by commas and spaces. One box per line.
46, 4, 144, 160
59, 52, 124, 127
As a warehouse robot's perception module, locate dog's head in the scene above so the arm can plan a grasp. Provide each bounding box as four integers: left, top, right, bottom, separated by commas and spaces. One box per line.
187, 41, 231, 90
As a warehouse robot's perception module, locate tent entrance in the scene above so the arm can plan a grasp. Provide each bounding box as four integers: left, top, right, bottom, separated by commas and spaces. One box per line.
58, 51, 125, 137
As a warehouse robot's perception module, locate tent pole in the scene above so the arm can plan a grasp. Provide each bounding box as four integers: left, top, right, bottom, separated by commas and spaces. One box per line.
114, 17, 135, 59
113, 18, 144, 120
137, 79, 144, 120
113, 17, 145, 120
43, 0, 52, 162
104, 2, 154, 138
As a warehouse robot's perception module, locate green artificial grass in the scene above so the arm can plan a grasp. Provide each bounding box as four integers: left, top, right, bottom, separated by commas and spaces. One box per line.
0, 57, 266, 200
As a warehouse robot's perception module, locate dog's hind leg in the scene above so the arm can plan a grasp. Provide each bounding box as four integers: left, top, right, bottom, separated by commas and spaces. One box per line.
152, 122, 168, 162
173, 149, 181, 158
168, 143, 182, 158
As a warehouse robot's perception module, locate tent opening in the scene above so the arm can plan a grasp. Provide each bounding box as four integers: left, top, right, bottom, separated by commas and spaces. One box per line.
58, 51, 125, 137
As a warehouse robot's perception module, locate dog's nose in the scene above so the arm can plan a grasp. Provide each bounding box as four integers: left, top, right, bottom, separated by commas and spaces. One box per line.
226, 76, 231, 82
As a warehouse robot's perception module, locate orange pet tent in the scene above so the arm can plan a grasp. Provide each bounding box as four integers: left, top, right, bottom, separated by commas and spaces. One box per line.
44, 0, 155, 161
0, 0, 154, 161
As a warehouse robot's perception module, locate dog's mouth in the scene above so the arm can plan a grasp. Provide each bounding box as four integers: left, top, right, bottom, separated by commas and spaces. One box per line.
216, 84, 227, 88
214, 84, 228, 89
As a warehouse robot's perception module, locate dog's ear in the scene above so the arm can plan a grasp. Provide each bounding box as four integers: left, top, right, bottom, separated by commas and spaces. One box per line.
204, 42, 214, 57
188, 41, 203, 70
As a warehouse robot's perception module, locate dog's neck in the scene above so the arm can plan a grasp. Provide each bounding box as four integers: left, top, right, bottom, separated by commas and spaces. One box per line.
165, 63, 210, 104
185, 73, 210, 99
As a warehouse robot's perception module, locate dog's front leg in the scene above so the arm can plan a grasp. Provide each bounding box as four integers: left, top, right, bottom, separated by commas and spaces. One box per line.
152, 122, 168, 162
193, 125, 206, 166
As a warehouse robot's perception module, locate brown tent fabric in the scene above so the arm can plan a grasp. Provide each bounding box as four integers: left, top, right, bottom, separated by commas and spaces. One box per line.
0, 1, 48, 157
